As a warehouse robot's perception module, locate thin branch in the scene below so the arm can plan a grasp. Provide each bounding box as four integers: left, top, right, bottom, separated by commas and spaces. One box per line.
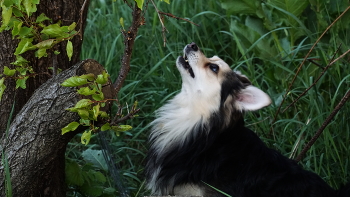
282, 44, 342, 113
149, 0, 200, 47
113, 3, 142, 94
307, 59, 325, 70
150, 0, 168, 47
111, 108, 140, 125
78, 0, 90, 40
269, 5, 350, 136
158, 11, 200, 27
295, 89, 350, 162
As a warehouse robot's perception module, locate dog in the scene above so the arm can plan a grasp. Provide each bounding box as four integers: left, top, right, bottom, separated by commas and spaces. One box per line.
145, 42, 349, 197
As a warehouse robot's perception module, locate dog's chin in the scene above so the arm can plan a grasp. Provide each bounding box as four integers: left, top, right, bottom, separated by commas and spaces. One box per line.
177, 56, 195, 78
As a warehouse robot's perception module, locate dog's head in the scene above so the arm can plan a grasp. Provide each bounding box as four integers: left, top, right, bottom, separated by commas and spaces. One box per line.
176, 42, 271, 125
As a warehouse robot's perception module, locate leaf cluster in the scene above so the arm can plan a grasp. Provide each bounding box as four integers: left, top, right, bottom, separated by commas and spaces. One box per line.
0, 0, 77, 100
61, 72, 133, 145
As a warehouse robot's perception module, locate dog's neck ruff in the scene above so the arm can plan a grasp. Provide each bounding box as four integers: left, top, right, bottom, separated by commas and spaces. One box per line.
149, 88, 219, 155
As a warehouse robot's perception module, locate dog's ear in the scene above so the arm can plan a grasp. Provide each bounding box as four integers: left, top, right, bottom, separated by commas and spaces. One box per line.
235, 85, 271, 111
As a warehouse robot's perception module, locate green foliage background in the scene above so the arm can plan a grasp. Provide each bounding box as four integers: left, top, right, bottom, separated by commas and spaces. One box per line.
66, 0, 350, 196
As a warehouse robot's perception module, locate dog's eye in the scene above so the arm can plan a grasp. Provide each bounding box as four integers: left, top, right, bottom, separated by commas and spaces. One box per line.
209, 64, 219, 73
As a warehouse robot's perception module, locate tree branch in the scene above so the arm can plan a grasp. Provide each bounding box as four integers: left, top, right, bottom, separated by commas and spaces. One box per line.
113, 3, 143, 94
282, 44, 342, 113
295, 89, 350, 162
269, 5, 350, 136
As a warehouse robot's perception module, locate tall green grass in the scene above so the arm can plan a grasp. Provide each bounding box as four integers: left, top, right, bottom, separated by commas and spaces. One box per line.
67, 0, 350, 196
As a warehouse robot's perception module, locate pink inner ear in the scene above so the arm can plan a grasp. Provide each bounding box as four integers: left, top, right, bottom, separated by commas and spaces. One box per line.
237, 93, 255, 103
236, 86, 271, 111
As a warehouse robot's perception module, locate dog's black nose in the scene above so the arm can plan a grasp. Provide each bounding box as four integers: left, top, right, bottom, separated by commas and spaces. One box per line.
188, 42, 198, 51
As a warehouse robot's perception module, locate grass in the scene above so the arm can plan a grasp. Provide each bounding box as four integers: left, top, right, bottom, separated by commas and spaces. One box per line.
69, 0, 350, 196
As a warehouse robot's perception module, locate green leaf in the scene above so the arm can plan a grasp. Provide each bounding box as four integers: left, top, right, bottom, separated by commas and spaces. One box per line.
79, 74, 95, 81
74, 99, 93, 109
0, 6, 13, 31
111, 125, 132, 136
161, 0, 170, 3
61, 121, 80, 135
134, 0, 144, 9
2, 0, 15, 7
101, 123, 111, 131
11, 20, 23, 37
14, 38, 36, 55
93, 171, 106, 183
66, 40, 73, 61
0, 78, 6, 101
268, 0, 309, 18
15, 77, 28, 89
36, 13, 50, 23
35, 39, 54, 49
80, 119, 90, 126
23, 0, 38, 16
81, 130, 92, 145
12, 7, 23, 17
81, 149, 108, 171
96, 71, 109, 85
103, 187, 116, 195
92, 92, 104, 101
68, 22, 76, 31
61, 76, 89, 87
18, 26, 33, 37
3, 66, 16, 76
92, 104, 100, 120
35, 48, 48, 58
119, 17, 125, 29
77, 87, 96, 96
41, 23, 65, 38
77, 109, 90, 120
11, 55, 29, 66
65, 159, 84, 186
99, 111, 109, 118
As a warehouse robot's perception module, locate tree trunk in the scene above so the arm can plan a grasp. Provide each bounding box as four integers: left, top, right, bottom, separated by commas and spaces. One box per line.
0, 0, 89, 134
0, 59, 114, 196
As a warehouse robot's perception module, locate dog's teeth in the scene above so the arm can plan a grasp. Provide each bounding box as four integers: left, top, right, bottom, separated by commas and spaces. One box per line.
185, 60, 188, 62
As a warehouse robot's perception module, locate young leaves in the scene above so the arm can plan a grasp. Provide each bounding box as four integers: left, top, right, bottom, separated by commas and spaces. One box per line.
61, 72, 112, 145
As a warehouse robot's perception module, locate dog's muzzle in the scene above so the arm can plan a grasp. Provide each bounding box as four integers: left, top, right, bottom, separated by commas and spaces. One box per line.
177, 42, 198, 78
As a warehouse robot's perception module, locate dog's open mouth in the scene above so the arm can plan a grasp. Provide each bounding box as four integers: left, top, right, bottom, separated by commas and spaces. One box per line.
178, 54, 195, 78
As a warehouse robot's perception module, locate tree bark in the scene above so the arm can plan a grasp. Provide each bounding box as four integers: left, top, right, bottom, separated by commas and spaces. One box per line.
0, 0, 89, 134
0, 59, 114, 196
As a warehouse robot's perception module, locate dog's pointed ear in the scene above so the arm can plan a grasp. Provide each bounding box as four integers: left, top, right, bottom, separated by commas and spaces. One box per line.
235, 85, 271, 111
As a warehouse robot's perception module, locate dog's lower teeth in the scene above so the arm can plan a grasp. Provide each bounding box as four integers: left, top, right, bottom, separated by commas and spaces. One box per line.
185, 60, 188, 62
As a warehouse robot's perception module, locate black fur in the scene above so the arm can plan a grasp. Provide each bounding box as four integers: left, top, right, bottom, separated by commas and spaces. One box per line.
146, 112, 350, 196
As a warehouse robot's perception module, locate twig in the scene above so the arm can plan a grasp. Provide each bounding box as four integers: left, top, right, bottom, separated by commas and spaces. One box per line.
150, 0, 168, 47
282, 44, 342, 113
111, 108, 140, 125
307, 59, 325, 70
158, 11, 200, 27
328, 48, 350, 66
295, 89, 350, 162
113, 3, 142, 94
149, 0, 200, 47
78, 0, 90, 40
269, 5, 350, 136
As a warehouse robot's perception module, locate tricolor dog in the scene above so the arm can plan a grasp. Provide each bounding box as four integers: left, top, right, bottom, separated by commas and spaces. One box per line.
145, 42, 349, 197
